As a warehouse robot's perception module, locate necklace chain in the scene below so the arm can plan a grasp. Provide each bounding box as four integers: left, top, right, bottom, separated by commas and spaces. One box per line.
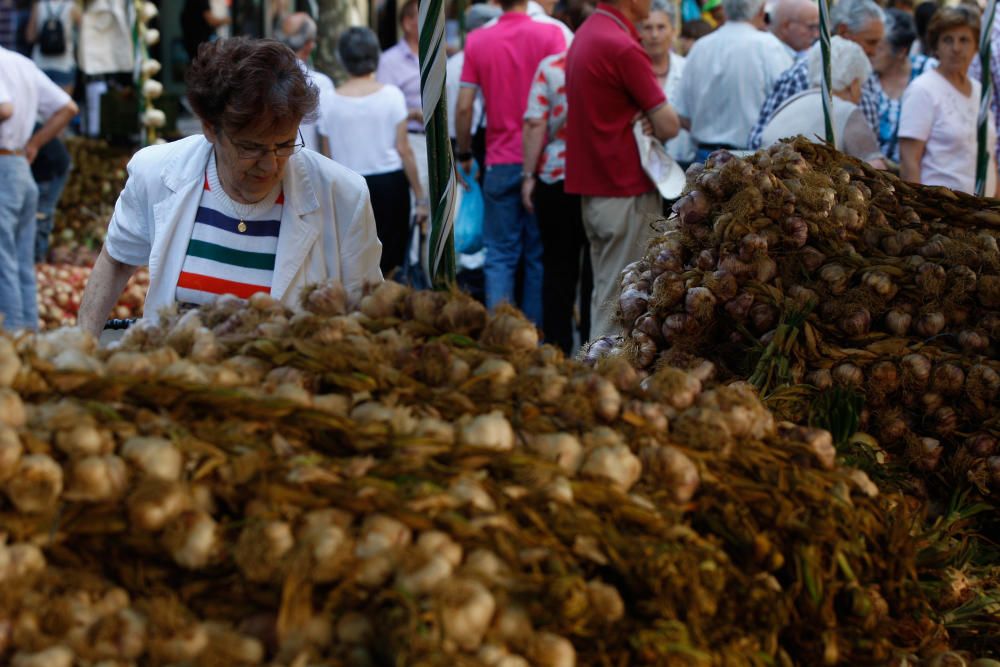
210, 152, 276, 229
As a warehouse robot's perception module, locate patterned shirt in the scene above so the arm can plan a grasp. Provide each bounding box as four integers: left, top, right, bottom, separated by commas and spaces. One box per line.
524, 52, 568, 184
968, 21, 1000, 159
874, 54, 936, 163
748, 56, 881, 149
176, 153, 283, 305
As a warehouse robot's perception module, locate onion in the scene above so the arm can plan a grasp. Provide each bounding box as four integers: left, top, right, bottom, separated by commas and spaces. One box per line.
724, 292, 754, 321
739, 233, 768, 261
957, 329, 990, 353
750, 303, 778, 333
967, 433, 998, 457
884, 309, 912, 336
868, 361, 900, 396
818, 264, 849, 295
901, 353, 932, 387
930, 363, 965, 396
839, 308, 871, 338
781, 216, 809, 248
832, 363, 864, 387
618, 287, 650, 326
914, 311, 946, 338
799, 246, 827, 272
685, 286, 717, 322
932, 406, 959, 436
805, 369, 832, 391
914, 262, 946, 298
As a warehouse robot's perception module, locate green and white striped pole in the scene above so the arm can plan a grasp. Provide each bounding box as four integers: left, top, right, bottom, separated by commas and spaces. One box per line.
818, 0, 835, 145
418, 0, 458, 288
976, 0, 996, 196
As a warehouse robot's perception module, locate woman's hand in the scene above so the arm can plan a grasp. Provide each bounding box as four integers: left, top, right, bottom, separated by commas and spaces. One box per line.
521, 174, 536, 214
414, 197, 430, 232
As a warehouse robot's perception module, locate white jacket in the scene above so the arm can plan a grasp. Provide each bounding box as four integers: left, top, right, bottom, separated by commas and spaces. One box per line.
104, 135, 383, 321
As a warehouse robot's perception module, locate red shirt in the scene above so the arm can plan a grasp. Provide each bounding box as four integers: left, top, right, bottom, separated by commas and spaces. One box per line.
461, 12, 567, 165
564, 4, 667, 196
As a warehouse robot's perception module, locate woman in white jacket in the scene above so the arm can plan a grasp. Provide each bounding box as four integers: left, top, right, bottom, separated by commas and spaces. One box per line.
78, 38, 383, 337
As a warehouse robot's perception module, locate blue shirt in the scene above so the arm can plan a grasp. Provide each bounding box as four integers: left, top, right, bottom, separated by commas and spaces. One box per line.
874, 54, 936, 163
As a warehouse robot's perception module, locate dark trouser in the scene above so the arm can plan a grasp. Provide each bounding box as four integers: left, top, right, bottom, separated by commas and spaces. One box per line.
534, 178, 592, 355
364, 169, 411, 276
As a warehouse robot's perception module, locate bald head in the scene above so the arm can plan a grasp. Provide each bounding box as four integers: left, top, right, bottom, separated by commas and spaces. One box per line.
770, 0, 819, 52
279, 12, 318, 59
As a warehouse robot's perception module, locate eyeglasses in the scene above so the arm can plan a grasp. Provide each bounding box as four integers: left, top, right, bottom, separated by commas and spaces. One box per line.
225, 128, 305, 160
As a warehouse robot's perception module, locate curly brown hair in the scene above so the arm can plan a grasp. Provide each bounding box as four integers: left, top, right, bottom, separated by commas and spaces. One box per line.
186, 37, 319, 134
926, 5, 980, 54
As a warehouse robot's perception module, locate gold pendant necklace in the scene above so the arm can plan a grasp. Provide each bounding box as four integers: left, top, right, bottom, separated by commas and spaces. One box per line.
237, 220, 247, 233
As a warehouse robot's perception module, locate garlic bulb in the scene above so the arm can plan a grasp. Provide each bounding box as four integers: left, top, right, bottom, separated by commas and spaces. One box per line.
459, 411, 514, 451
586, 579, 625, 622
163, 510, 220, 569
531, 632, 576, 667
581, 444, 642, 493
11, 646, 74, 667
65, 455, 129, 502
141, 1, 158, 21
0, 425, 23, 482
528, 433, 583, 473
4, 454, 63, 513
438, 578, 496, 652
143, 28, 160, 45
0, 388, 26, 427
121, 436, 183, 481
142, 79, 164, 99
0, 337, 20, 386
128, 479, 191, 532
142, 108, 166, 128
233, 520, 294, 582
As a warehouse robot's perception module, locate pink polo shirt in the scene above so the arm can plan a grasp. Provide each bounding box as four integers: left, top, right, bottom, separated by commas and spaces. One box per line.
460, 12, 567, 166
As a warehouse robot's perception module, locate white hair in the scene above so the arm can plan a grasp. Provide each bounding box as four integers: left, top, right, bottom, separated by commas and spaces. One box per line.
807, 36, 872, 92
722, 0, 766, 22
650, 0, 678, 24
830, 0, 885, 34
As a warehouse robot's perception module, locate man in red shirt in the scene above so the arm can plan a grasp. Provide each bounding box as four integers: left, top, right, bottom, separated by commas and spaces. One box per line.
455, 0, 566, 327
564, 0, 679, 339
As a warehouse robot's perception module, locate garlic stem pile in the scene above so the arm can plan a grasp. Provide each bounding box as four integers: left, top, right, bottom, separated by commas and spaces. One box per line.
592, 138, 1000, 496
0, 281, 981, 664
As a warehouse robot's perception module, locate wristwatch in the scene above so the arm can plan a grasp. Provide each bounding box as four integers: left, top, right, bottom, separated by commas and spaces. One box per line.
522, 172, 535, 180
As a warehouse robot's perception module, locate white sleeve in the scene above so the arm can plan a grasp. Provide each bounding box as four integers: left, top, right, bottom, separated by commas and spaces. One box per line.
104, 158, 153, 266
32, 64, 73, 119
897, 83, 934, 142
330, 169, 384, 299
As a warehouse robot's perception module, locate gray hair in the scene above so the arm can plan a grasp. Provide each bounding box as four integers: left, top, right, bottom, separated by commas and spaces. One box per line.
279, 14, 317, 51
649, 0, 678, 24
884, 8, 918, 53
831, 0, 885, 34
337, 26, 381, 76
722, 0, 766, 23
807, 35, 872, 90
465, 3, 502, 30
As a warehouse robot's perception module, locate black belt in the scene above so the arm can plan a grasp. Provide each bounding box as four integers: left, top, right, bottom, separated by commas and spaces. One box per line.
697, 142, 742, 152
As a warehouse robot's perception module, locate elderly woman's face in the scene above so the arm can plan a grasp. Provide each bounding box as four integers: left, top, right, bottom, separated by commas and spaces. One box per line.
641, 10, 674, 57
935, 25, 978, 75
205, 117, 301, 204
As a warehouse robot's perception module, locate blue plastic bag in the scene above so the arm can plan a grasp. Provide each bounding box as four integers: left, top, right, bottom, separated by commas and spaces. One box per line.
454, 161, 484, 255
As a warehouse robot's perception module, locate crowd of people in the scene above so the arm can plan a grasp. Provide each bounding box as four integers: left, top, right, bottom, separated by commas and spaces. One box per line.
0, 0, 998, 354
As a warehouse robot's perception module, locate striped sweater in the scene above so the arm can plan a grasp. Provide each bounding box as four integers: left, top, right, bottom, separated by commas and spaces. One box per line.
176, 156, 284, 305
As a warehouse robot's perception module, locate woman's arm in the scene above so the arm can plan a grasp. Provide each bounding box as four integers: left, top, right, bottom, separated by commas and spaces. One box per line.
25, 2, 39, 43
78, 246, 139, 339
321, 135, 331, 160
396, 121, 427, 217
898, 138, 926, 184
521, 118, 546, 214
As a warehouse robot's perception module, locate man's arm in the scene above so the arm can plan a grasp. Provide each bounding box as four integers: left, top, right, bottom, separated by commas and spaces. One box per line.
648, 103, 680, 142
521, 118, 547, 213
26, 100, 78, 163
78, 246, 139, 339
455, 86, 477, 187
0, 103, 11, 123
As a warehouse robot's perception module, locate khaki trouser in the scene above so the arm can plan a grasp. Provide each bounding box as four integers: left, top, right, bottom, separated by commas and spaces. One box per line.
581, 190, 662, 340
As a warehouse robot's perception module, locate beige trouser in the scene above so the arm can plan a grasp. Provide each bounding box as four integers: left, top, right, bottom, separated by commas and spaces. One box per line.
581, 190, 662, 340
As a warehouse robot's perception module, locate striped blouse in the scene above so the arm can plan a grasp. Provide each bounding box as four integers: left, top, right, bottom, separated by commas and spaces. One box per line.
176, 154, 284, 305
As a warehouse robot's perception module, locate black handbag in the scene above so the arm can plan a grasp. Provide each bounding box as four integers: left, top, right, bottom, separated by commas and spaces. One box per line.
37, 1, 67, 56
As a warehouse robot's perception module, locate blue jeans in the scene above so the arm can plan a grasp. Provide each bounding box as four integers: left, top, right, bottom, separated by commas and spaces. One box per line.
482, 163, 543, 326
35, 171, 69, 262
0, 156, 39, 331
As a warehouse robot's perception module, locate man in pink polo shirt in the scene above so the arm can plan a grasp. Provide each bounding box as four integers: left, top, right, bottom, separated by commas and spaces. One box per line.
455, 0, 566, 327
565, 0, 679, 339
